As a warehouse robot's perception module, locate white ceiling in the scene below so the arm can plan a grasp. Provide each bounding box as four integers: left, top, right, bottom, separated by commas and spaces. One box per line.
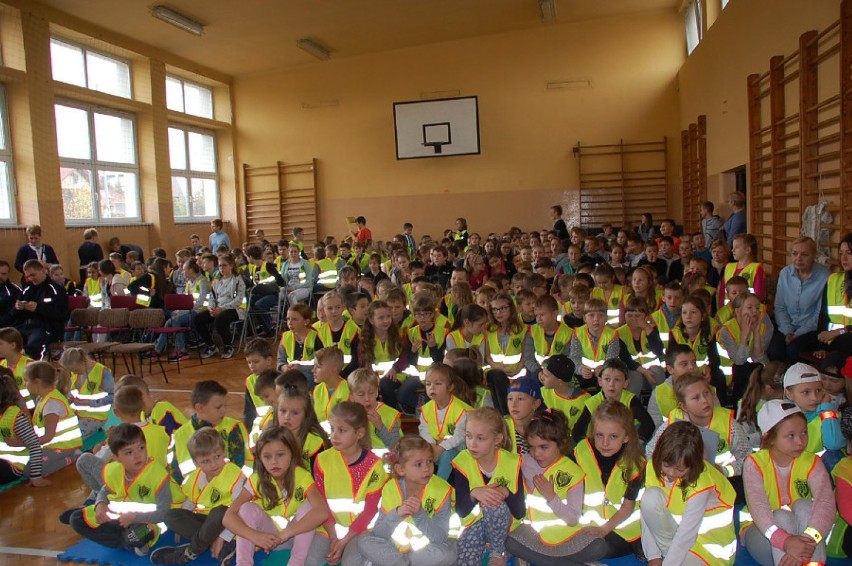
32, 0, 679, 77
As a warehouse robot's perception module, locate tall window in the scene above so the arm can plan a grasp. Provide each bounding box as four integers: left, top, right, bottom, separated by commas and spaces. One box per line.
684, 0, 703, 55
169, 125, 218, 219
166, 76, 213, 119
0, 86, 15, 223
50, 38, 132, 99
55, 101, 140, 222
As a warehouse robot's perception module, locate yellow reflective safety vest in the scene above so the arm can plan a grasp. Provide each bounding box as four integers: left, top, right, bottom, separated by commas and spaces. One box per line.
806, 413, 827, 454
650, 309, 677, 348
82, 459, 184, 536
541, 388, 590, 430
317, 320, 360, 364
70, 363, 111, 422
370, 402, 401, 450
716, 318, 766, 382
148, 400, 188, 433
135, 273, 156, 307
280, 329, 321, 369
85, 278, 103, 308
313, 379, 351, 424
442, 295, 456, 326
248, 465, 317, 531
486, 327, 527, 375
616, 325, 661, 369
530, 323, 574, 364
667, 406, 736, 471
316, 448, 388, 538
380, 475, 455, 553
140, 422, 170, 468
248, 261, 276, 285
585, 389, 634, 416
828, 455, 852, 558
172, 417, 252, 478
407, 323, 449, 380
723, 261, 761, 301
653, 381, 677, 423
576, 325, 617, 370
522, 455, 586, 545
186, 276, 209, 311
826, 272, 851, 332
644, 459, 737, 565
0, 405, 29, 471
33, 389, 83, 451
371, 336, 401, 379
574, 439, 642, 541
451, 449, 521, 528
447, 329, 485, 352
245, 372, 269, 425
182, 461, 243, 514
593, 285, 626, 326
302, 431, 325, 465
739, 450, 820, 536
1, 355, 35, 409
716, 303, 735, 325
316, 258, 339, 289
420, 396, 471, 444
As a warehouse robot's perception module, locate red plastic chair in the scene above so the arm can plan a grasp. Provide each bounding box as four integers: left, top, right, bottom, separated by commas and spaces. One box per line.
109, 294, 137, 310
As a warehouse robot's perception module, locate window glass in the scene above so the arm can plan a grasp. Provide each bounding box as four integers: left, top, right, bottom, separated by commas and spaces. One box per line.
50, 38, 132, 99
55, 104, 91, 160
94, 112, 135, 164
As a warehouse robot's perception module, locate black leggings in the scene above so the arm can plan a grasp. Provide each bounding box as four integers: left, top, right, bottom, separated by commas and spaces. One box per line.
194, 309, 240, 347
0, 460, 22, 485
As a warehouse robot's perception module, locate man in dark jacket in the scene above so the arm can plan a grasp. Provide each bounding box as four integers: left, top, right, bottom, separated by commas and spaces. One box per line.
0, 259, 21, 327
14, 259, 68, 359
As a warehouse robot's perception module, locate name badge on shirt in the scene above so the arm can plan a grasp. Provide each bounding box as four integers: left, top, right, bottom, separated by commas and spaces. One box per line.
43, 298, 52, 303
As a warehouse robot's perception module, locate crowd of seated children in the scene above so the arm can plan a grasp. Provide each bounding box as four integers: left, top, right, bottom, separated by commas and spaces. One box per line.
4, 215, 852, 565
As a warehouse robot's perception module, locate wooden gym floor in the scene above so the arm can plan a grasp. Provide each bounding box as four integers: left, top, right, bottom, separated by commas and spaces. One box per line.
0, 352, 250, 565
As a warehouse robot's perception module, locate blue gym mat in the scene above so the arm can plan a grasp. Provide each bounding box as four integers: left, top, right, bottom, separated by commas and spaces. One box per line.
57, 538, 289, 565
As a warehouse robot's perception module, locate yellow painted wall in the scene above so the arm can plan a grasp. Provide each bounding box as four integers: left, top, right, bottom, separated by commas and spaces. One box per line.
234, 9, 685, 241
678, 0, 841, 206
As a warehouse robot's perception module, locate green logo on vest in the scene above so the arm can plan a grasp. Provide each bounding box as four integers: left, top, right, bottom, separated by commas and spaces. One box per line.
697, 343, 708, 356
718, 439, 728, 453
794, 479, 811, 499
555, 471, 573, 489
512, 337, 522, 349
294, 486, 305, 502
306, 347, 314, 357
610, 298, 618, 307
0, 426, 10, 438
368, 471, 380, 486
494, 476, 509, 488
85, 380, 97, 393
138, 485, 151, 499
424, 496, 436, 514
570, 407, 579, 416
447, 423, 455, 435
553, 342, 564, 352
343, 339, 351, 349
210, 488, 222, 504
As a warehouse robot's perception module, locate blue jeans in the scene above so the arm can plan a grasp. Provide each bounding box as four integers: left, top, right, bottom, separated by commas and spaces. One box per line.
155, 311, 194, 353
379, 375, 423, 414
436, 447, 459, 480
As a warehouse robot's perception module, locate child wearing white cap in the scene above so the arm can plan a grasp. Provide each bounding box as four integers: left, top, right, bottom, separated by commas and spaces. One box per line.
740, 399, 836, 566
782, 363, 844, 459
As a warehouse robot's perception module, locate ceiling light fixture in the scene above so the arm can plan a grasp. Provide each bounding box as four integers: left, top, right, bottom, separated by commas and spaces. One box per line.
296, 38, 331, 61
151, 5, 204, 36
539, 0, 557, 23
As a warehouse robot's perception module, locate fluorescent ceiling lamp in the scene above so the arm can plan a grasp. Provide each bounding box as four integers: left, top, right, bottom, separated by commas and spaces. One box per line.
297, 38, 331, 61
539, 0, 557, 22
152, 5, 204, 35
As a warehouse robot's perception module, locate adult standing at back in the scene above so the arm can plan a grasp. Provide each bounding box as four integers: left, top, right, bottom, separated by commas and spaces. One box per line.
771, 237, 830, 363
14, 225, 59, 280
550, 205, 569, 241
720, 191, 747, 245
209, 218, 231, 252
13, 259, 67, 359
77, 228, 104, 284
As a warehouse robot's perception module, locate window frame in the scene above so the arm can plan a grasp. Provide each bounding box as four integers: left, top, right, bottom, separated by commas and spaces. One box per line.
166, 75, 214, 119
49, 36, 133, 99
684, 0, 703, 55
0, 85, 16, 225
168, 122, 220, 221
55, 99, 141, 225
